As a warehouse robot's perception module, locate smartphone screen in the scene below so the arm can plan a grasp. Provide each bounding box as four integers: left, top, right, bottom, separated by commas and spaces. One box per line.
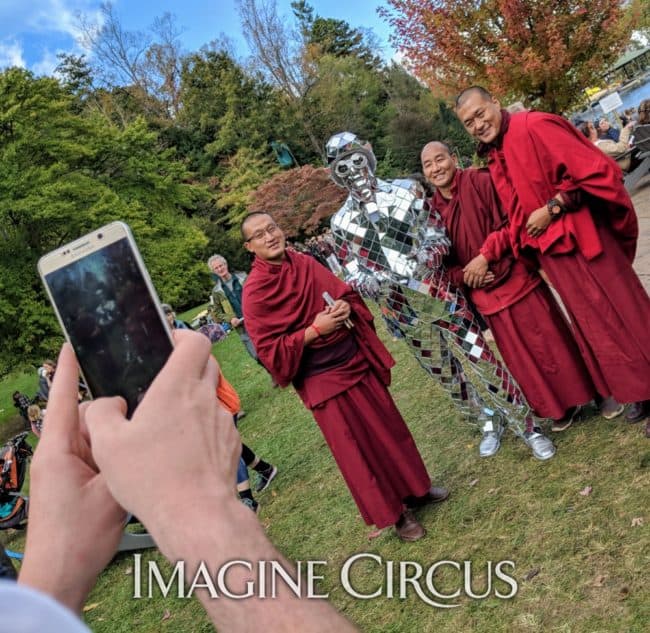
41, 227, 172, 417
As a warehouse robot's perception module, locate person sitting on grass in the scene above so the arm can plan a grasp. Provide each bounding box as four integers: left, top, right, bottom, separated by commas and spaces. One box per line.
27, 404, 43, 438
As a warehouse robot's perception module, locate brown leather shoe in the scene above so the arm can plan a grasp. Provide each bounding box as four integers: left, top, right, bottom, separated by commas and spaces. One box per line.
405, 486, 450, 509
395, 510, 426, 542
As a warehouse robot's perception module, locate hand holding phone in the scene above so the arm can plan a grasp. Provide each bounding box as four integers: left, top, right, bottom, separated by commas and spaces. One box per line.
322, 291, 354, 329
38, 222, 173, 417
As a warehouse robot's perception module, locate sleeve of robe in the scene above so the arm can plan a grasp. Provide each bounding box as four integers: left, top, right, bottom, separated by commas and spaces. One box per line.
480, 227, 512, 263
519, 112, 638, 260
242, 300, 309, 388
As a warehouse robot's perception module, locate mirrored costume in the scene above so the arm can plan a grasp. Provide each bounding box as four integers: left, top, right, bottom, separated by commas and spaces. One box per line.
326, 132, 554, 458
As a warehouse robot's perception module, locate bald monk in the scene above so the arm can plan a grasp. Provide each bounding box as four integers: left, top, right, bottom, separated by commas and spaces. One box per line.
241, 211, 449, 541
455, 86, 650, 431
421, 141, 595, 430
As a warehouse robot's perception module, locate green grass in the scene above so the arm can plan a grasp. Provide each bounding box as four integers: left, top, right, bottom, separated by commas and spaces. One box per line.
178, 303, 210, 323
2, 321, 649, 632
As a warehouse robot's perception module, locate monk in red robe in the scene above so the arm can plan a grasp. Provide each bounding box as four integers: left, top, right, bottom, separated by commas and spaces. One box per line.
241, 212, 449, 541
421, 141, 596, 429
455, 87, 650, 433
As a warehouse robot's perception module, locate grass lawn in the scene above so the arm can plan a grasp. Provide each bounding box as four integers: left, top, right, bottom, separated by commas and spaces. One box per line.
1, 314, 649, 632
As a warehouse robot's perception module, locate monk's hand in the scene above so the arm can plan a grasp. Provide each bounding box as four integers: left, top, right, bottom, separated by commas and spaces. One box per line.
463, 254, 489, 288
312, 309, 342, 335
477, 271, 496, 287
329, 299, 351, 322
526, 206, 552, 238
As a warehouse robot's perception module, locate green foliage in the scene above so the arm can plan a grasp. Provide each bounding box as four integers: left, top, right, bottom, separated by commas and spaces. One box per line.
178, 49, 288, 173
213, 147, 279, 230
292, 0, 382, 69
0, 68, 209, 371
377, 65, 475, 173
301, 54, 388, 152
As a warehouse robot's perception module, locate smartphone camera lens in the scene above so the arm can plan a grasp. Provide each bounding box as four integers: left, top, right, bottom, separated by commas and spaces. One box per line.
97, 232, 104, 239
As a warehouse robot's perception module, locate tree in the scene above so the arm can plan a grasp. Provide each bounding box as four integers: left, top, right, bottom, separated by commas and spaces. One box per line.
55, 53, 94, 101
292, 0, 382, 69
237, 0, 306, 99
239, 0, 381, 157
212, 147, 279, 230
627, 0, 650, 46
378, 63, 474, 173
381, 0, 632, 112
249, 165, 347, 237
178, 48, 286, 172
300, 54, 388, 154
77, 3, 184, 120
0, 68, 208, 373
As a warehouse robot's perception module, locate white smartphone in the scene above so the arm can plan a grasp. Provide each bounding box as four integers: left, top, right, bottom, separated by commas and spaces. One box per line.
38, 221, 174, 417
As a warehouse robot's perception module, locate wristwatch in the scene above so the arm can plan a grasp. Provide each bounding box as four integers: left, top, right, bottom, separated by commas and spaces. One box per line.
546, 198, 565, 220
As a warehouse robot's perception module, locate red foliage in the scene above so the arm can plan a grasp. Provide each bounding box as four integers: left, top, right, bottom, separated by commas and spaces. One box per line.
249, 165, 347, 238
380, 0, 629, 113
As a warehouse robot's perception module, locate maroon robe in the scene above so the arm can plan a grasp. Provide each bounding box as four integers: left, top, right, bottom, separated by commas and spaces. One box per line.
243, 250, 431, 528
480, 110, 650, 403
431, 168, 595, 419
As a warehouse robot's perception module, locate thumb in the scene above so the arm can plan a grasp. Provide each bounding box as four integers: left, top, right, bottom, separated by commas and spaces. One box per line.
85, 396, 128, 465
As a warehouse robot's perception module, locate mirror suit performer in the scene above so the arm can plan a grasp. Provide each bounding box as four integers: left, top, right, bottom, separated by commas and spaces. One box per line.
326, 132, 555, 460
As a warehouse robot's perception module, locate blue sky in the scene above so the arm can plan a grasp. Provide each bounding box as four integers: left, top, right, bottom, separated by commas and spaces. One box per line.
0, 0, 396, 76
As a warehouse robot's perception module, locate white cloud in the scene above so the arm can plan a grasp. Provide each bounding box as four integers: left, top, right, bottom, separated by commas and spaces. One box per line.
32, 49, 61, 76
0, 40, 26, 70
27, 0, 102, 44
0, 0, 106, 74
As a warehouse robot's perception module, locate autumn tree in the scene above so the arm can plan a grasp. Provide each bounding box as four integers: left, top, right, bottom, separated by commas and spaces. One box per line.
381, 0, 632, 113
249, 165, 347, 237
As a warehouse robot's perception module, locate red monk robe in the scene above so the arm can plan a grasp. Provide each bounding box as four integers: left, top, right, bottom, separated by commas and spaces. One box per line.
242, 249, 431, 529
431, 168, 595, 420
480, 110, 650, 403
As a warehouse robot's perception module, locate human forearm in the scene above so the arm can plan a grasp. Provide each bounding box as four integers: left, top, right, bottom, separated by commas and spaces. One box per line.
149, 496, 357, 632
304, 324, 321, 346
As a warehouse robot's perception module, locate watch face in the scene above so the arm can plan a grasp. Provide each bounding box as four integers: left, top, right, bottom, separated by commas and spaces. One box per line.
547, 200, 562, 216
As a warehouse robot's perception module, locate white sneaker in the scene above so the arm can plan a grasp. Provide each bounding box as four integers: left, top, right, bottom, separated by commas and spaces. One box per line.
478, 418, 504, 458
523, 428, 556, 460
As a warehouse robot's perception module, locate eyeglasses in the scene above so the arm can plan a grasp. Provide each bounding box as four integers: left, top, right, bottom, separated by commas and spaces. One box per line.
245, 223, 279, 242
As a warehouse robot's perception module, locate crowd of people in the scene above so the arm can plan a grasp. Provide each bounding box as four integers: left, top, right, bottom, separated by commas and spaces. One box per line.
575, 98, 650, 173
2, 86, 648, 631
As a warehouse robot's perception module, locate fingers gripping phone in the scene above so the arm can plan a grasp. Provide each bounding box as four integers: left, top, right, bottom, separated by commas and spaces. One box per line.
38, 222, 173, 417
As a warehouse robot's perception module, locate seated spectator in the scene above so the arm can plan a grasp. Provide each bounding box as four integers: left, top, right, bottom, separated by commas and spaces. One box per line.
631, 100, 650, 147
27, 405, 43, 437
579, 120, 634, 171
12, 392, 32, 429
35, 360, 55, 404
637, 99, 650, 126
161, 303, 192, 330
596, 118, 620, 142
